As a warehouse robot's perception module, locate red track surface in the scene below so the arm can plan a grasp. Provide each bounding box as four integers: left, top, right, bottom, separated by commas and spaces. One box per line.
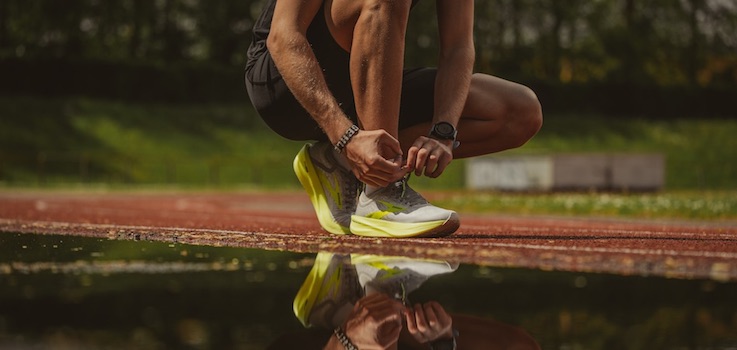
1, 191, 736, 281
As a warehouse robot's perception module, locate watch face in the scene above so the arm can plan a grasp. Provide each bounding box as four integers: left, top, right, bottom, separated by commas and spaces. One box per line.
433, 122, 456, 139
436, 122, 453, 135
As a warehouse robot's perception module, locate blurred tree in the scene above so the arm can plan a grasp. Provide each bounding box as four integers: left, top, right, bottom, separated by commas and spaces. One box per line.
0, 0, 8, 51
0, 0, 734, 90
197, 0, 254, 65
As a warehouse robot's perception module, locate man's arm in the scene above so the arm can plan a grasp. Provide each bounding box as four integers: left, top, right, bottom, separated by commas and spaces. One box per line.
405, 0, 475, 178
267, 0, 354, 145
434, 0, 475, 128
268, 1, 405, 187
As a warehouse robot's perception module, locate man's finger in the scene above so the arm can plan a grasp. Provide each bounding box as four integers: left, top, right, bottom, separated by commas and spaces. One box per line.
414, 148, 429, 177
405, 146, 418, 171
429, 154, 451, 178
379, 131, 404, 158
423, 303, 439, 328
430, 301, 452, 324
413, 304, 428, 332
369, 155, 403, 174
424, 154, 439, 177
404, 308, 419, 334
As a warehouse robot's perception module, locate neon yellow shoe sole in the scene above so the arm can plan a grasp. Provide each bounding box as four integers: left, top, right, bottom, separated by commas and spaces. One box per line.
293, 145, 350, 235
349, 212, 460, 238
293, 252, 335, 328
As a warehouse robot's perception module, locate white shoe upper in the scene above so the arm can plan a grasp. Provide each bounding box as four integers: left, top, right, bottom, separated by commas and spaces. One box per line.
354, 176, 455, 223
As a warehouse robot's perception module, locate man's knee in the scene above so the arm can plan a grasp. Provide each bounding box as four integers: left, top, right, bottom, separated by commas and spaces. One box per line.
363, 0, 413, 11
514, 84, 543, 147
328, 0, 412, 49
360, 0, 412, 22
485, 76, 543, 149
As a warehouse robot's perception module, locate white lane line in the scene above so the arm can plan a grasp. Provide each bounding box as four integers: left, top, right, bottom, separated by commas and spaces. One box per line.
461, 224, 737, 240
472, 241, 737, 260
3, 219, 737, 260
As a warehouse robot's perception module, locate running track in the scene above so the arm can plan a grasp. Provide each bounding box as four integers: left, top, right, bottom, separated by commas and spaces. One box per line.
1, 191, 736, 281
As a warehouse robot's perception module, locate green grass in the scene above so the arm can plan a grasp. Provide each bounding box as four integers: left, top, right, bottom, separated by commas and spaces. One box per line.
0, 97, 304, 188
431, 191, 737, 221
1, 96, 737, 220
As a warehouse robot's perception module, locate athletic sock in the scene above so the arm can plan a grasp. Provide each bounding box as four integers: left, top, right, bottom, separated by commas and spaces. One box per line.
365, 184, 382, 195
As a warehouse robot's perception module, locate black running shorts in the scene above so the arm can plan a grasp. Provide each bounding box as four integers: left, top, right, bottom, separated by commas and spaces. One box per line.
245, 6, 436, 142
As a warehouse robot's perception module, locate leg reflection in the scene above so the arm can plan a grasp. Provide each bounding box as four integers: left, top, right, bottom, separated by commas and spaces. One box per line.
269, 253, 540, 350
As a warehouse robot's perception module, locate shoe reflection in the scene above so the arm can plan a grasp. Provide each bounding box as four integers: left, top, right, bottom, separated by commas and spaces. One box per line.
269, 252, 540, 350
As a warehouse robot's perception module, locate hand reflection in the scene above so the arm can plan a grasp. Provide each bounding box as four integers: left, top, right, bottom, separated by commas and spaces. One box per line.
340, 293, 405, 350
404, 301, 454, 345
269, 253, 540, 350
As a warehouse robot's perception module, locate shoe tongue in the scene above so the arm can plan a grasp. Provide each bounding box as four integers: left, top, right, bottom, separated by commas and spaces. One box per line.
386, 176, 427, 205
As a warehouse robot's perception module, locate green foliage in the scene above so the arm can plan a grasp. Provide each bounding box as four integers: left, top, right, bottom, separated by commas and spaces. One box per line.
0, 58, 246, 103
2, 98, 736, 194
1, 0, 735, 88
0, 97, 303, 187
435, 191, 737, 220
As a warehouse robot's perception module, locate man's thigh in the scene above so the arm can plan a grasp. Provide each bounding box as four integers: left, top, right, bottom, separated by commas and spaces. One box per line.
399, 67, 437, 131
245, 51, 329, 141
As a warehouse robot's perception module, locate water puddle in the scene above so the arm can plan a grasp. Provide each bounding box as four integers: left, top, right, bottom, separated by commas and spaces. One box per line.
1, 232, 736, 349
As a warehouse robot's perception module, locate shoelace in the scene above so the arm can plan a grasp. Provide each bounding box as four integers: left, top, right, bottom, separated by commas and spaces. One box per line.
372, 269, 412, 306
388, 174, 426, 206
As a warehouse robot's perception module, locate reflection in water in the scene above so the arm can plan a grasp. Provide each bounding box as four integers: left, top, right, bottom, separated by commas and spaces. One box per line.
1, 232, 737, 349
270, 253, 540, 349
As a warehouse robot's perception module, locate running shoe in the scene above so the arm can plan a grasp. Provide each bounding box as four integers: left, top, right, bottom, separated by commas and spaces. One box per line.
293, 142, 360, 235
352, 254, 459, 303
350, 175, 460, 238
293, 253, 363, 329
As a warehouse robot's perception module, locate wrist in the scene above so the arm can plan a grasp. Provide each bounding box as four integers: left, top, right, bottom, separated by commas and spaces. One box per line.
333, 327, 358, 350
334, 124, 360, 153
428, 329, 459, 350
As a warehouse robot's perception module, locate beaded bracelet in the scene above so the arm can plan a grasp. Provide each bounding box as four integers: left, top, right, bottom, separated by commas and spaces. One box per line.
334, 124, 360, 153
333, 327, 358, 350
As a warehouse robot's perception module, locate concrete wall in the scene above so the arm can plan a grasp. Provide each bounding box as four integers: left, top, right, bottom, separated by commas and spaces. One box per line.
466, 153, 665, 191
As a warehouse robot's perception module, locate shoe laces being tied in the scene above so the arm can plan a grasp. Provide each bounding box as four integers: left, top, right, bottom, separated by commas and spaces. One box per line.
386, 174, 427, 207
367, 268, 427, 306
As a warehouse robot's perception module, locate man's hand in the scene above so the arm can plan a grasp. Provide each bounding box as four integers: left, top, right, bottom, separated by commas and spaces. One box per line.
405, 136, 454, 178
343, 293, 405, 350
403, 301, 454, 344
344, 129, 408, 187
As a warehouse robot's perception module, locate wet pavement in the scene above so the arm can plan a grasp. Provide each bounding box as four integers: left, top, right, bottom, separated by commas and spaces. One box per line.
1, 191, 737, 349
1, 192, 736, 281
1, 232, 737, 349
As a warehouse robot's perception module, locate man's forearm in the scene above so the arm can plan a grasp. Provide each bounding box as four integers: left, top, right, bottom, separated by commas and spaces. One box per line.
267, 32, 354, 144
433, 47, 475, 127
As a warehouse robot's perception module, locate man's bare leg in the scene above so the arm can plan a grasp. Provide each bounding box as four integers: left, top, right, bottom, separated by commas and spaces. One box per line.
326, 0, 412, 156
399, 73, 543, 160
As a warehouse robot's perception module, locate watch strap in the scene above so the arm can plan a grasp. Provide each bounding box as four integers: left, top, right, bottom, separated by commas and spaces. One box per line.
429, 329, 459, 350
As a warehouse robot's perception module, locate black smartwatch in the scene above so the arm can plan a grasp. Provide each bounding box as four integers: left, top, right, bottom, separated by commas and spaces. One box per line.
429, 121, 457, 141
429, 329, 458, 350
